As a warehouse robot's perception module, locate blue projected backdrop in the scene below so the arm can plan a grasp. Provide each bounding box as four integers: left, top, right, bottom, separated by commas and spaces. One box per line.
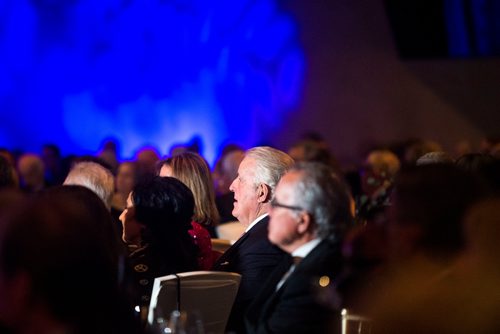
0, 0, 304, 164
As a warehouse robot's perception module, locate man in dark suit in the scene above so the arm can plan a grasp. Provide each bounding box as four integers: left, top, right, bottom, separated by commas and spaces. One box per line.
245, 162, 353, 333
212, 146, 294, 333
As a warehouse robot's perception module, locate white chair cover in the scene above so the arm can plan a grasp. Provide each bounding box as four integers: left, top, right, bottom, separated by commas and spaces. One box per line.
148, 271, 241, 333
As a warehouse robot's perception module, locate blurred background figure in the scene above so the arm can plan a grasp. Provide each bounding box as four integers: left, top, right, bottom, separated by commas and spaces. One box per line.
0, 155, 18, 190
366, 164, 486, 333
0, 149, 15, 167
41, 144, 65, 186
16, 153, 45, 193
288, 132, 341, 173
455, 152, 495, 174
158, 152, 217, 268
111, 161, 138, 220
415, 151, 454, 166
212, 145, 245, 224
98, 139, 120, 174
355, 149, 400, 225
403, 138, 443, 166
135, 147, 160, 181
168, 135, 203, 157
0, 186, 139, 334
63, 161, 115, 211
119, 176, 198, 320
455, 152, 500, 196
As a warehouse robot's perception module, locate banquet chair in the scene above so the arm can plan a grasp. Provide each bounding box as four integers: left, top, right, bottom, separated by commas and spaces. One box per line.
148, 271, 241, 333
215, 221, 245, 241
211, 238, 232, 253
341, 308, 372, 334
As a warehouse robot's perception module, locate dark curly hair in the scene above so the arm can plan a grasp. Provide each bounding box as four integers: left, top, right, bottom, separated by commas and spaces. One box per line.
132, 176, 198, 273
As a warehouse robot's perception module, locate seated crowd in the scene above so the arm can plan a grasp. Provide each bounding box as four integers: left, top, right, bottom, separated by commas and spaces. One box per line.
0, 135, 499, 333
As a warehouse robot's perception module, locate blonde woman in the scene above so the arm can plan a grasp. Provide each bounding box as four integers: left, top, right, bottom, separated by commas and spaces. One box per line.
158, 152, 219, 269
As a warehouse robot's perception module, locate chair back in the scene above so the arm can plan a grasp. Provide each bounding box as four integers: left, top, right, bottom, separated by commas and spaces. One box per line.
215, 221, 245, 241
211, 238, 232, 253
148, 271, 241, 333
341, 308, 372, 334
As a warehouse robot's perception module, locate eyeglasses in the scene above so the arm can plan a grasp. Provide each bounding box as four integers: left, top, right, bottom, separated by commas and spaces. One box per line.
270, 198, 304, 212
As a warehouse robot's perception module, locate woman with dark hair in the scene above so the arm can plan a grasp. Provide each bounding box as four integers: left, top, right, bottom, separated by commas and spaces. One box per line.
119, 176, 199, 317
158, 152, 217, 269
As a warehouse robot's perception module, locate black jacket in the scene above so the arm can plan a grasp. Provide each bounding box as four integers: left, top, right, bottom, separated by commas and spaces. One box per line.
212, 216, 289, 333
245, 239, 343, 334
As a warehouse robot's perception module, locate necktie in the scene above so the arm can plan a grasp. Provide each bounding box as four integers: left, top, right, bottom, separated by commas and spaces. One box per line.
276, 256, 303, 291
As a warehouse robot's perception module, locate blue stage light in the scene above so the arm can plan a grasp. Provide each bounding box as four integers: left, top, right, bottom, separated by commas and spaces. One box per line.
0, 0, 304, 165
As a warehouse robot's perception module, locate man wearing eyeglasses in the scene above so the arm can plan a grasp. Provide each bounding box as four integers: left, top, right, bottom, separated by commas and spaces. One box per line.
212, 146, 294, 334
245, 162, 353, 333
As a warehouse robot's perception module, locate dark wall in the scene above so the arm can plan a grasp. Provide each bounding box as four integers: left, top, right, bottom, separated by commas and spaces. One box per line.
271, 0, 499, 165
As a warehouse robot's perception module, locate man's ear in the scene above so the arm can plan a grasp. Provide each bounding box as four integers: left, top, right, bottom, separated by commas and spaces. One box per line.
297, 211, 312, 234
257, 183, 271, 203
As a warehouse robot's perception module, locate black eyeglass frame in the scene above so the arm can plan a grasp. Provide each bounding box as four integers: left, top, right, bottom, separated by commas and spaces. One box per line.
270, 198, 305, 212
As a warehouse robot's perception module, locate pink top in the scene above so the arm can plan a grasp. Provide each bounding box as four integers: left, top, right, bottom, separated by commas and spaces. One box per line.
188, 221, 214, 270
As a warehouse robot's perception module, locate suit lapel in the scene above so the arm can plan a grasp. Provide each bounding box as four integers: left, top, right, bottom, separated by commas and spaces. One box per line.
213, 216, 271, 269
255, 241, 340, 323
246, 253, 292, 326
212, 229, 249, 269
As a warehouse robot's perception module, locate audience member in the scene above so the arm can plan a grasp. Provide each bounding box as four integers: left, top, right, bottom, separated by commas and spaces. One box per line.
455, 152, 495, 173
403, 138, 442, 166
111, 161, 139, 235
0, 148, 15, 166
135, 147, 160, 180
212, 146, 294, 333
355, 149, 399, 225
0, 186, 139, 334
17, 153, 45, 193
41, 144, 65, 186
119, 176, 198, 319
98, 139, 120, 174
489, 142, 500, 158
0, 155, 18, 189
370, 196, 500, 334
112, 161, 138, 212
455, 153, 500, 195
415, 151, 453, 165
214, 149, 245, 224
288, 137, 340, 172
63, 161, 115, 210
246, 162, 352, 333
367, 164, 485, 332
158, 152, 217, 269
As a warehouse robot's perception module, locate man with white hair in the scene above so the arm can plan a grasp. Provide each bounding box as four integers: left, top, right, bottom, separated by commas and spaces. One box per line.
246, 162, 353, 333
213, 146, 294, 333
64, 161, 115, 210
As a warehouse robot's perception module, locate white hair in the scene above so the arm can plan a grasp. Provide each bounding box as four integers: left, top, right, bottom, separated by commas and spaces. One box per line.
64, 161, 115, 210
245, 146, 294, 199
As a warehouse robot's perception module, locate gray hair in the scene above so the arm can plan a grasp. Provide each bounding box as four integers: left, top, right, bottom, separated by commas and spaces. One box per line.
288, 162, 352, 241
245, 146, 294, 199
64, 161, 115, 210
416, 151, 453, 166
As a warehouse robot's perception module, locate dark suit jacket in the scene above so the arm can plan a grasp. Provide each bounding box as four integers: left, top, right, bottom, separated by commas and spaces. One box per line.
245, 239, 343, 334
212, 216, 290, 333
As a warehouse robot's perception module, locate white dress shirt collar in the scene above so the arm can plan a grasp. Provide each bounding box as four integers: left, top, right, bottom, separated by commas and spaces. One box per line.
292, 238, 322, 259
245, 213, 269, 233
